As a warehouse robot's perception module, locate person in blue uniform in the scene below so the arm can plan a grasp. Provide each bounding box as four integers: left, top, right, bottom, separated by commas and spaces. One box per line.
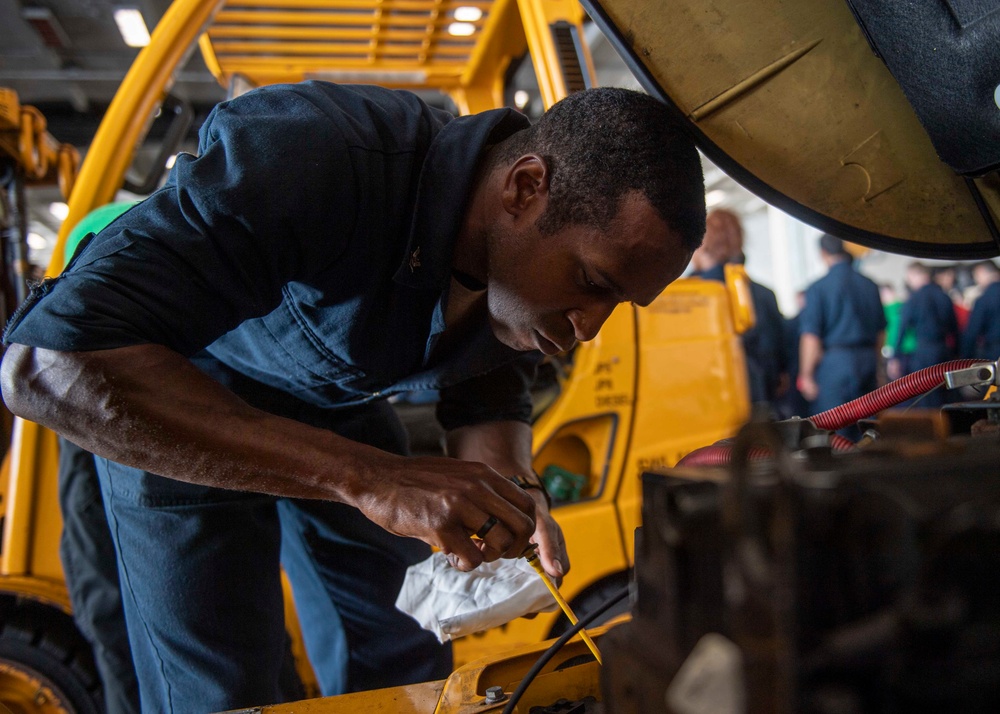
887, 262, 958, 407
730, 259, 787, 410
0, 83, 706, 713
691, 208, 787, 411
798, 234, 885, 432
962, 278, 1000, 360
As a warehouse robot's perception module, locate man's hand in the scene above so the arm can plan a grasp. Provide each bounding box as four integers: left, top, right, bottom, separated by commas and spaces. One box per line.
525, 488, 569, 581
351, 455, 540, 572
798, 374, 819, 402
0, 344, 564, 576
441, 420, 569, 578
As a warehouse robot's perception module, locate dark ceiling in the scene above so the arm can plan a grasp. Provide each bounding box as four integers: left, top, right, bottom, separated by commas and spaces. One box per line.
1, 0, 227, 145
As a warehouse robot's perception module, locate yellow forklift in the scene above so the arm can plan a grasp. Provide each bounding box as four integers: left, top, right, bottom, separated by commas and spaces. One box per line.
0, 88, 85, 714
0, 1, 753, 711
236, 0, 1000, 710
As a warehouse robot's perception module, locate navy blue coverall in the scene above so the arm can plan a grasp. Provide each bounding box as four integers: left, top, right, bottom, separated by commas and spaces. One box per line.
895, 282, 958, 406
4, 82, 539, 713
744, 280, 787, 406
799, 260, 886, 416
962, 281, 1000, 360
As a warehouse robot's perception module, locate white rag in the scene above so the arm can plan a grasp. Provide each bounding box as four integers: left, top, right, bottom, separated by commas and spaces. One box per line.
395, 551, 558, 643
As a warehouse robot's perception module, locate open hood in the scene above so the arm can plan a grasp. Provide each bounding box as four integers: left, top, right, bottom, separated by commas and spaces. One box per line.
582, 0, 1000, 259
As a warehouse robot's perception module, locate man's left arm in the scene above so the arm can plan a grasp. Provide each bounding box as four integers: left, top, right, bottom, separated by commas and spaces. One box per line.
445, 420, 568, 580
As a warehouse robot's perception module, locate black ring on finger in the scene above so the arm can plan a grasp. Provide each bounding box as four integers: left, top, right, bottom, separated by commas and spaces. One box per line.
474, 515, 499, 540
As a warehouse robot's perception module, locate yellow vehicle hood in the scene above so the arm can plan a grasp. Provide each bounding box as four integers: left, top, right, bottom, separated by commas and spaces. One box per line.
582, 0, 1000, 259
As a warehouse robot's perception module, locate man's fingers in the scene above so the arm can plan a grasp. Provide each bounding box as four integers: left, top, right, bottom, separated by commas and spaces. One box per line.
372, 457, 541, 567
534, 521, 569, 580
479, 524, 518, 560
444, 531, 486, 571
472, 480, 536, 554
466, 507, 526, 560
446, 512, 522, 569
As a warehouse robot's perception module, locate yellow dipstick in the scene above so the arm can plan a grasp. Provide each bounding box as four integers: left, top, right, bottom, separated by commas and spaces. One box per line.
524, 550, 603, 665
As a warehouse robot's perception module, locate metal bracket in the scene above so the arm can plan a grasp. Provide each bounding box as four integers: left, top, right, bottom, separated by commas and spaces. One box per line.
944, 362, 997, 390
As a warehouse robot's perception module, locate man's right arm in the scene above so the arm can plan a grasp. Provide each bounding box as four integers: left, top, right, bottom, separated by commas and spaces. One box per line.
1, 343, 536, 571
797, 332, 823, 402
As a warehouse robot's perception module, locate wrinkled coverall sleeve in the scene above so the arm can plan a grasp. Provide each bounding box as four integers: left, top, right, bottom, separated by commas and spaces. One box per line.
4, 85, 360, 355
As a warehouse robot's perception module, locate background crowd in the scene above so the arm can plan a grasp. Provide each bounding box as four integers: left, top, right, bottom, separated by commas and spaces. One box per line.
693, 209, 1000, 425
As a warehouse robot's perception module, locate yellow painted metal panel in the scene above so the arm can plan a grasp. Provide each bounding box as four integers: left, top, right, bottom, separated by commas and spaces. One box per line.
0, 576, 70, 614
633, 282, 751, 437
207, 40, 472, 59
210, 41, 477, 57
631, 278, 751, 462
516, 0, 589, 107
457, 0, 522, 112
1, 419, 63, 580
234, 629, 612, 713
214, 10, 481, 28
620, 276, 750, 561
202, 0, 553, 110
229, 680, 445, 713
2, 420, 41, 575
234, 0, 491, 7
209, 26, 471, 40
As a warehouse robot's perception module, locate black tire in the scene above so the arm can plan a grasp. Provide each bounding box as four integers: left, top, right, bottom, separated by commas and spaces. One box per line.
547, 573, 631, 639
0, 598, 102, 714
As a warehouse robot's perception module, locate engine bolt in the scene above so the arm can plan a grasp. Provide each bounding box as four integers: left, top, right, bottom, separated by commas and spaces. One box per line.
484, 685, 507, 704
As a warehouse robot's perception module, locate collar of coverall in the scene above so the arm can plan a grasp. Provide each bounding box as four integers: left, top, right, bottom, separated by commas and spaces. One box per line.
392, 107, 530, 292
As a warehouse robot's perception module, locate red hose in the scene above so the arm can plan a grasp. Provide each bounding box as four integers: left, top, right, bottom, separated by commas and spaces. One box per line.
676, 435, 857, 466
676, 444, 770, 467
676, 359, 992, 467
809, 359, 990, 432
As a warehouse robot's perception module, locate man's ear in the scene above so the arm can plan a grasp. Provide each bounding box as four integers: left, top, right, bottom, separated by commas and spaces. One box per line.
500, 154, 549, 218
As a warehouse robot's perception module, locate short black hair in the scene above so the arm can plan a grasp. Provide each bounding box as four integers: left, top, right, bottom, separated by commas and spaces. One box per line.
819, 233, 849, 257
497, 88, 706, 252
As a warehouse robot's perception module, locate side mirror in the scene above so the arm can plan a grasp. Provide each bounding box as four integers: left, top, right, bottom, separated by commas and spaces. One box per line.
123, 94, 194, 195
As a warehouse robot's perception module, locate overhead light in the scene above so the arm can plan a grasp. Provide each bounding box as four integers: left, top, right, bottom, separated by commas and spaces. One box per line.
48, 202, 70, 221
447, 22, 476, 37
453, 6, 483, 22
704, 189, 727, 207
514, 90, 530, 109
113, 7, 151, 48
